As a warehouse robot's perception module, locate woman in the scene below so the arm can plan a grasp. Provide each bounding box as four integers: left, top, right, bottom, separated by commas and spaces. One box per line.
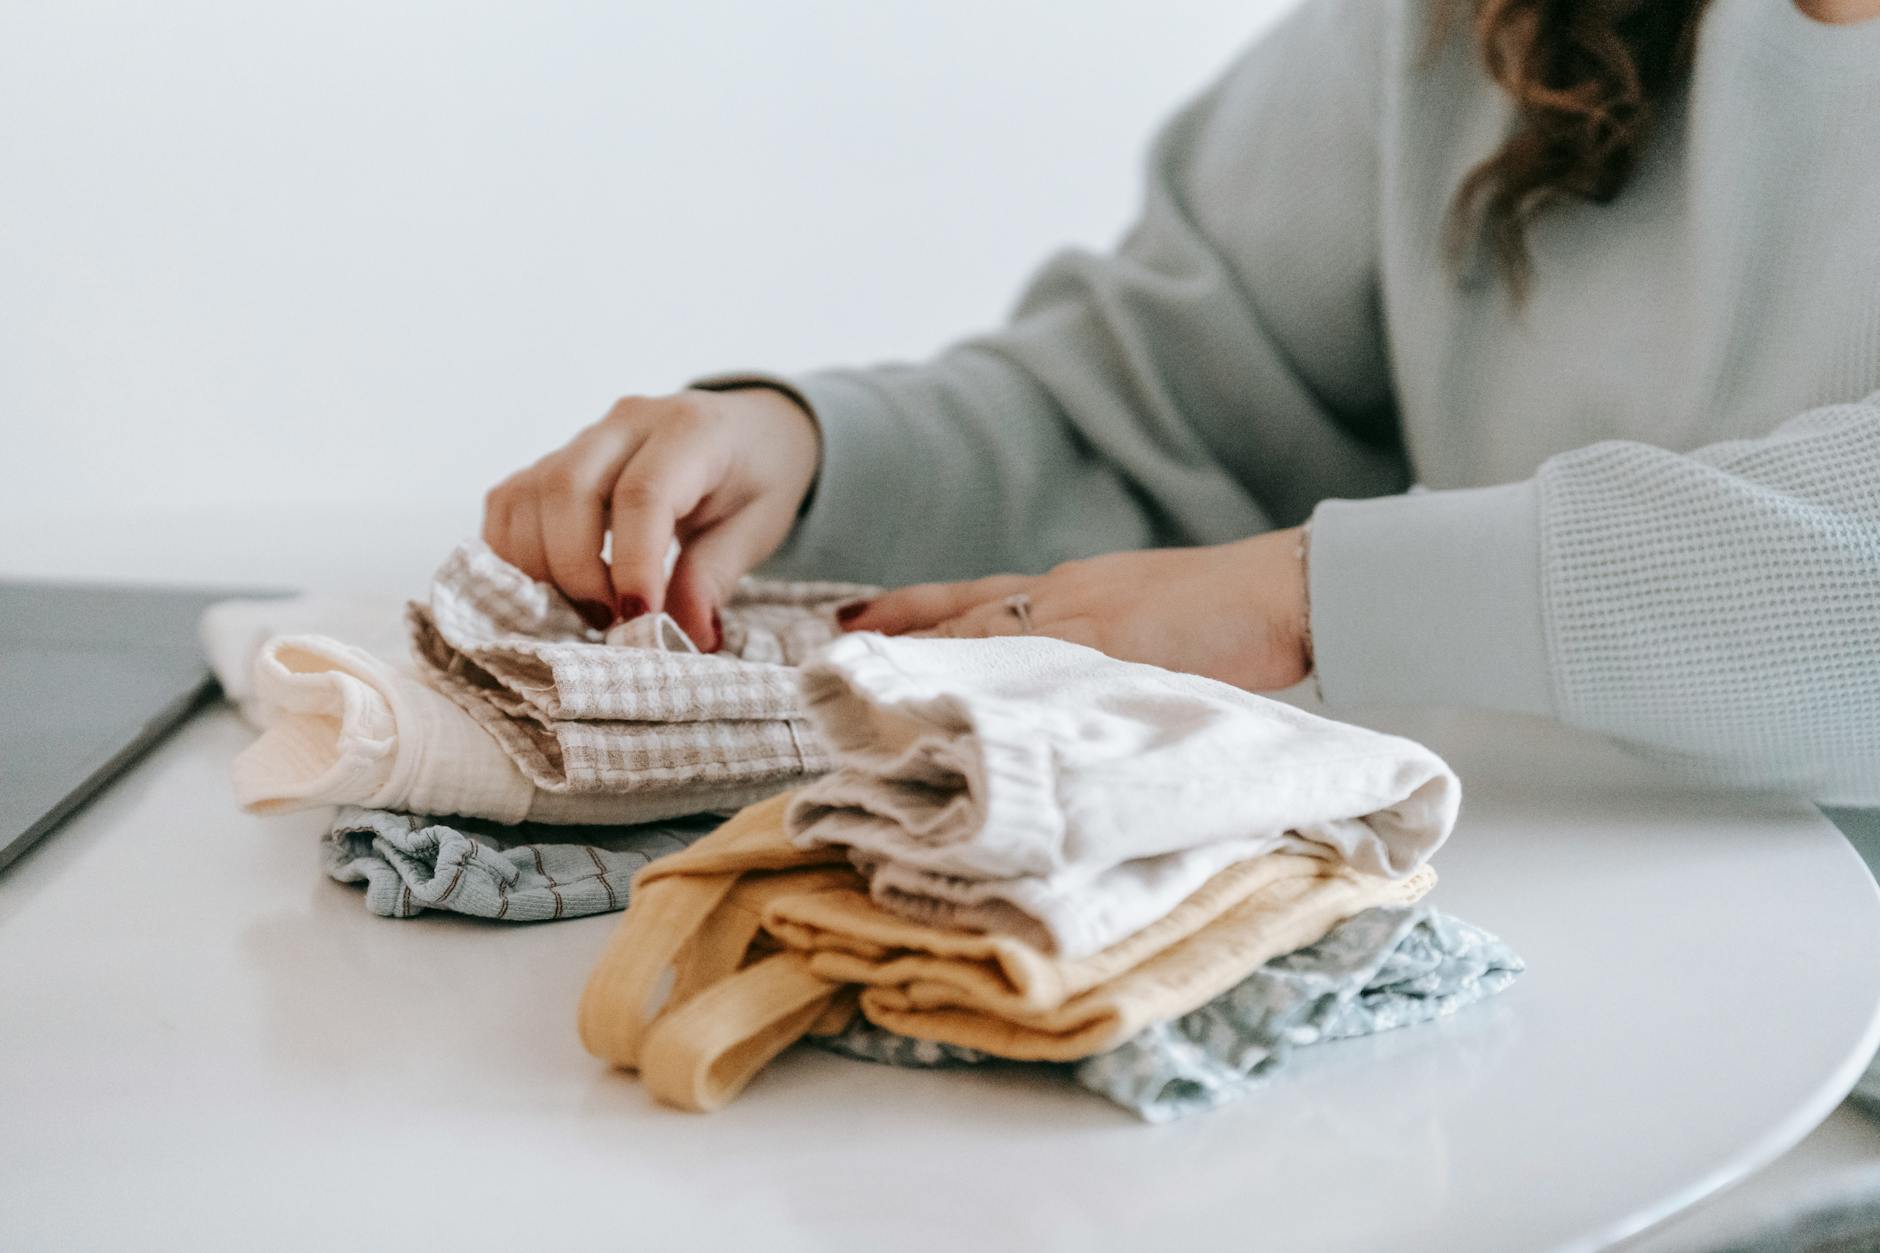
481, 0, 1880, 802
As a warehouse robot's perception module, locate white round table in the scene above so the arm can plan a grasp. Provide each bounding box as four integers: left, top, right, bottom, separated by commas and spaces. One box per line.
3, 512, 1878, 1252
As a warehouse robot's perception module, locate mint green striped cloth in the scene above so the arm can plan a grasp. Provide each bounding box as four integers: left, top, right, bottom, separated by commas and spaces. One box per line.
323, 807, 718, 921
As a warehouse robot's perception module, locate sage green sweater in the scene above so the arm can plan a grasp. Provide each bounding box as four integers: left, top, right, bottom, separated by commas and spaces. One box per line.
719, 0, 1880, 803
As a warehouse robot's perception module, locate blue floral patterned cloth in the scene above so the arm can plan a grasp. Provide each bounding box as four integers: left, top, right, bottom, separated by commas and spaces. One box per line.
812, 905, 1524, 1121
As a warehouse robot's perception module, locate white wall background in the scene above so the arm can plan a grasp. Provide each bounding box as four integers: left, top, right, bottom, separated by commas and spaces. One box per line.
0, 0, 1298, 580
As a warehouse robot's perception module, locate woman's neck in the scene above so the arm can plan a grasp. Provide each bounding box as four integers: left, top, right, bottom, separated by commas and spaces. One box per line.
1796, 0, 1880, 24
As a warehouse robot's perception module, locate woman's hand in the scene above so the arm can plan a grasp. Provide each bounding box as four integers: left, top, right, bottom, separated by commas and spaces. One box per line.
838, 528, 1313, 692
481, 387, 820, 647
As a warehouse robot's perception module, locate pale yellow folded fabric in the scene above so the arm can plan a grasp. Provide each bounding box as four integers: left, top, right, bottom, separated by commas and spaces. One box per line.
577, 792, 1434, 1110
772, 857, 1431, 1060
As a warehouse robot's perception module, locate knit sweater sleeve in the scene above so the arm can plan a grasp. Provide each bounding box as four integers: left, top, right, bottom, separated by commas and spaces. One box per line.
1308, 393, 1880, 804
703, 0, 1409, 587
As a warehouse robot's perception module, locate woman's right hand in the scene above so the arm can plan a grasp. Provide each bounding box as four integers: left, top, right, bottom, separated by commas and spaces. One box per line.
481, 386, 821, 649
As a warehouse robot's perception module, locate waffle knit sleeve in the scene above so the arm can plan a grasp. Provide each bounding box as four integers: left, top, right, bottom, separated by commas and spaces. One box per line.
702, 0, 1409, 588
1308, 392, 1880, 804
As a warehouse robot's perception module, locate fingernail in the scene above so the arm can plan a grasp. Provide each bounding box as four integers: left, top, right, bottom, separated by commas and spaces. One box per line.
617, 594, 647, 621
708, 609, 724, 653
836, 600, 870, 626
574, 599, 615, 631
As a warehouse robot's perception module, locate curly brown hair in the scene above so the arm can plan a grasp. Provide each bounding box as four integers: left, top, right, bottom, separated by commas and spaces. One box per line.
1446, 0, 1713, 293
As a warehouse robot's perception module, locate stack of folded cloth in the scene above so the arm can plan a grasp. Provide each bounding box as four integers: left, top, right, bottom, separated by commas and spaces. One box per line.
212, 539, 1524, 1119
816, 906, 1522, 1121
224, 538, 873, 828
577, 632, 1523, 1120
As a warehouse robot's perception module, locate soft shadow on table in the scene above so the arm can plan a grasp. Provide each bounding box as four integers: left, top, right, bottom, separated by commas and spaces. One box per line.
237, 823, 1521, 1250
1351, 705, 1854, 820
657, 1003, 1520, 1249
238, 892, 626, 1093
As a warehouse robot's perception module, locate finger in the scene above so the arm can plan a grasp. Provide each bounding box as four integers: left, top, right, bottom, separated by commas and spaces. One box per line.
540, 479, 622, 629
843, 573, 1031, 635
665, 504, 794, 652
913, 595, 1040, 641
481, 483, 516, 554
914, 611, 1099, 650
1039, 615, 1101, 652
484, 410, 643, 610
502, 497, 552, 585
539, 417, 648, 610
608, 425, 721, 617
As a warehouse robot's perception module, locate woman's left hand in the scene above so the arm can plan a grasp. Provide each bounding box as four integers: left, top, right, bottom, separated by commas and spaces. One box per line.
837, 528, 1313, 692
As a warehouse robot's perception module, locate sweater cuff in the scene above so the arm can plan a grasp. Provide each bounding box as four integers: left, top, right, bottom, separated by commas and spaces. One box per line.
689, 371, 818, 423
1307, 480, 1554, 715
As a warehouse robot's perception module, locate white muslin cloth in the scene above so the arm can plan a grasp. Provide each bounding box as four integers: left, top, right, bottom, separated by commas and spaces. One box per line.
200, 593, 412, 727
785, 633, 1461, 959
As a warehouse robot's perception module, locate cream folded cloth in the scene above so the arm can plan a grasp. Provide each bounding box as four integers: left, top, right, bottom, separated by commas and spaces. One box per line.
577, 792, 1432, 1111
407, 539, 874, 798
787, 633, 1460, 958
200, 592, 413, 727
231, 634, 783, 824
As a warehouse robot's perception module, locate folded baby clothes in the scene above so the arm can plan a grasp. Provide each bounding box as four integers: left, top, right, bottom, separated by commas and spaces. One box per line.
232, 634, 782, 825
786, 633, 1460, 958
818, 906, 1523, 1121
324, 807, 720, 921
577, 792, 1433, 1110
776, 857, 1432, 1062
407, 539, 875, 801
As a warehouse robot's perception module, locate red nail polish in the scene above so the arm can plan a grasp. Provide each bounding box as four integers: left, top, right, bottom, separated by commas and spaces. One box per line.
575, 599, 615, 630
617, 594, 647, 621
708, 609, 724, 653
836, 600, 870, 626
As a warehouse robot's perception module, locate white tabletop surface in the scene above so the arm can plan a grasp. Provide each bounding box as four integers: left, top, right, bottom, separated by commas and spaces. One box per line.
5, 515, 1880, 1253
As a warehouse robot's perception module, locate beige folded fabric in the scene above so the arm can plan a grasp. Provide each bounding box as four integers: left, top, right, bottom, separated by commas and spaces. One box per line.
232, 634, 784, 824
577, 793, 1433, 1110
408, 539, 874, 797
787, 633, 1459, 958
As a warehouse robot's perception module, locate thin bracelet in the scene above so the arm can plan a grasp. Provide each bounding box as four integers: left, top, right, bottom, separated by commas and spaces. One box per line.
1296, 522, 1325, 703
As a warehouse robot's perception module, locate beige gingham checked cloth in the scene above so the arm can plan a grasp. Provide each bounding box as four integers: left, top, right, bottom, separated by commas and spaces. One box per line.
408, 539, 877, 803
